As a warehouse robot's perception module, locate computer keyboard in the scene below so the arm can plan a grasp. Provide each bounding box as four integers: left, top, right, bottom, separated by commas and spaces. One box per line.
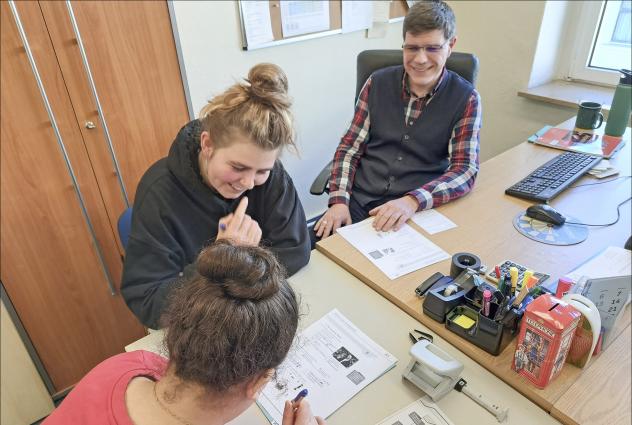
505, 151, 602, 202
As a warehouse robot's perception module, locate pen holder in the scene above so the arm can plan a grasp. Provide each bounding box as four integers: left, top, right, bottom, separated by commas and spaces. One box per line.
423, 279, 468, 323
444, 285, 530, 356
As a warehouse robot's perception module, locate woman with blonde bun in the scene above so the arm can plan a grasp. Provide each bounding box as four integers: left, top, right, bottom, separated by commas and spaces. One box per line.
45, 241, 325, 425
121, 64, 310, 329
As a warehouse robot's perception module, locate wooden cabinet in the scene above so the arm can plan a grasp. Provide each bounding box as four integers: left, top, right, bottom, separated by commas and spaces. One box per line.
1, 1, 189, 395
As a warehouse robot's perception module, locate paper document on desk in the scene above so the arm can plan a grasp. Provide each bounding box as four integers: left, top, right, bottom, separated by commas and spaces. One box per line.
375, 396, 454, 425
257, 309, 397, 424
565, 246, 631, 281
412, 209, 457, 234
337, 219, 450, 279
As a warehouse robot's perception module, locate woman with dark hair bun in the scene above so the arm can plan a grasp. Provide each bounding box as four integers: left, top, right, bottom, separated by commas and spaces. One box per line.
121, 63, 311, 329
44, 241, 325, 425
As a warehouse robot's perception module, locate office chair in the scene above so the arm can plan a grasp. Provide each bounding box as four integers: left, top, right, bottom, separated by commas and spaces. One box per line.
309, 49, 479, 196
117, 207, 133, 251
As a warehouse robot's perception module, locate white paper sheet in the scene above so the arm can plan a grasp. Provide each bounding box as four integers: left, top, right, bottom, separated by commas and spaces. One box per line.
412, 209, 457, 235
342, 1, 373, 33
241, 1, 274, 47
280, 1, 330, 38
565, 246, 632, 281
367, 0, 390, 38
375, 396, 454, 425
337, 218, 450, 280
257, 309, 397, 424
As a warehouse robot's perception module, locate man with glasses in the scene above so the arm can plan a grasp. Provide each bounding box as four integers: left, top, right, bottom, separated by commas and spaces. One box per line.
315, 1, 481, 239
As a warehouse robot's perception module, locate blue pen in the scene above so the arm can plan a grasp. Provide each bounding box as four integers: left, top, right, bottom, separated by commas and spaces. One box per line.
292, 389, 308, 404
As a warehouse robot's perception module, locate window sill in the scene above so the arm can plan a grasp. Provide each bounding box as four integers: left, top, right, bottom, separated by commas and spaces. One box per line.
518, 80, 615, 118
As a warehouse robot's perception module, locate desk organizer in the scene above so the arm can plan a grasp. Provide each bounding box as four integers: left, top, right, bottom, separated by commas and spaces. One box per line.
423, 272, 540, 356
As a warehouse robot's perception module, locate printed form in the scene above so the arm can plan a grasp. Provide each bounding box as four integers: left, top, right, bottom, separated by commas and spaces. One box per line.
280, 1, 330, 38
257, 309, 397, 424
337, 219, 450, 279
375, 397, 454, 425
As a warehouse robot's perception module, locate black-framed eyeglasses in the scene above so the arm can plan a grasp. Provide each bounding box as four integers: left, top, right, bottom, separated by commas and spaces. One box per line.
402, 40, 449, 54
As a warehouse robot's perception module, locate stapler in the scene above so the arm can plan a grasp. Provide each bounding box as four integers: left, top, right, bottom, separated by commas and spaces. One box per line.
403, 339, 509, 422
402, 339, 463, 402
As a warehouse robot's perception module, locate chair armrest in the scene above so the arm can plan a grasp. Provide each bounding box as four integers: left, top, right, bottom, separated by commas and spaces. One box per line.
310, 160, 333, 196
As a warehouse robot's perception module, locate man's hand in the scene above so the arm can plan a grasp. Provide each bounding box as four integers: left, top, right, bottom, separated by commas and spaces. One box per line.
369, 195, 418, 232
216, 197, 262, 246
314, 204, 352, 239
282, 399, 326, 425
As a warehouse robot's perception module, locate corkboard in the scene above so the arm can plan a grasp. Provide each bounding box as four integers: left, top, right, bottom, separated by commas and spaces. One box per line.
241, 1, 409, 49
390, 0, 409, 20
268, 0, 342, 41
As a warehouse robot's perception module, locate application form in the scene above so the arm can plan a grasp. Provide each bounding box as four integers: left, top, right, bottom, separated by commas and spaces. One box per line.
257, 309, 397, 424
337, 218, 450, 279
375, 397, 454, 425
280, 1, 330, 38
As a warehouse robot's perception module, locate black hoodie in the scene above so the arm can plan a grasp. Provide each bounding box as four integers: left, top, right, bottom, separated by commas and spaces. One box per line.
121, 120, 310, 328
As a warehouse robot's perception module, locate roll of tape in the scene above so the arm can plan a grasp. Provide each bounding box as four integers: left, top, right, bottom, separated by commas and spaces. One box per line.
450, 252, 482, 278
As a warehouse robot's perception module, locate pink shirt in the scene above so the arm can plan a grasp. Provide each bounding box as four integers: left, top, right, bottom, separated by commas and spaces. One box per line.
44, 350, 167, 425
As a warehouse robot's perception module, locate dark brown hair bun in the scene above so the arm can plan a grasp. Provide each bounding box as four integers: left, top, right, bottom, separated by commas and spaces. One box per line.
196, 240, 284, 301
161, 240, 298, 392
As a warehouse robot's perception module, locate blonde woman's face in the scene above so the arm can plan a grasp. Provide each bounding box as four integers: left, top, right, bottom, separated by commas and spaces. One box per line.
200, 132, 278, 199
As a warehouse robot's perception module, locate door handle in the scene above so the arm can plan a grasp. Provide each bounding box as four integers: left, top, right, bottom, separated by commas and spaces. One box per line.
66, 0, 130, 208
85, 121, 96, 129
9, 0, 117, 296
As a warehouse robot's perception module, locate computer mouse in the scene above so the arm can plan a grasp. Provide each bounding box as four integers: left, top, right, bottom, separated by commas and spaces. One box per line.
525, 204, 566, 226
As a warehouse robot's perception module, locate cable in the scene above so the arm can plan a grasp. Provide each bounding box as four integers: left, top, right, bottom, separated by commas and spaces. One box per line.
569, 175, 631, 189
565, 196, 632, 227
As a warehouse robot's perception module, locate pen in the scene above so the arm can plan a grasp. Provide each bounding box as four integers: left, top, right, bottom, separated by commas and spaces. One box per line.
292, 389, 308, 405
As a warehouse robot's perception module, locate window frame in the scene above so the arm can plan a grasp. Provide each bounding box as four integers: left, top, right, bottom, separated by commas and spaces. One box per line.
567, 0, 630, 86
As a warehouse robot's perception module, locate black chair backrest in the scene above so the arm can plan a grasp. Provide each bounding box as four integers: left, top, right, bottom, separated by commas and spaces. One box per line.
355, 49, 479, 101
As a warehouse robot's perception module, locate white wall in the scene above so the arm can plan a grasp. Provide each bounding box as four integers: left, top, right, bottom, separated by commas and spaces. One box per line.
171, 1, 576, 219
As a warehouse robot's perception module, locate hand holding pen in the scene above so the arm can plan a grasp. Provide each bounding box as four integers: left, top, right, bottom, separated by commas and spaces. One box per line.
282, 389, 326, 425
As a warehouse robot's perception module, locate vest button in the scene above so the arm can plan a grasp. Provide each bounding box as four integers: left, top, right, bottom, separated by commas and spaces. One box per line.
389, 176, 396, 182
408, 120, 414, 125
397, 156, 403, 161
404, 135, 410, 140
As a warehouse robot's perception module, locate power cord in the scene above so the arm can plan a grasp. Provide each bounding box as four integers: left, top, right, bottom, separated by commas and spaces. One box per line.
569, 175, 631, 188
565, 196, 632, 227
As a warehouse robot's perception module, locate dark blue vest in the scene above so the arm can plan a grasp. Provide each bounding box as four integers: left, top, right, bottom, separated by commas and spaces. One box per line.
352, 65, 474, 207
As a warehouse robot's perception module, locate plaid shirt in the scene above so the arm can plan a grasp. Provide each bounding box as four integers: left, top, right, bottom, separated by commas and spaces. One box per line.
328, 69, 482, 210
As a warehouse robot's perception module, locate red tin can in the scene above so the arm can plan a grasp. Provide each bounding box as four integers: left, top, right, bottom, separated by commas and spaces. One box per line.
512, 294, 581, 388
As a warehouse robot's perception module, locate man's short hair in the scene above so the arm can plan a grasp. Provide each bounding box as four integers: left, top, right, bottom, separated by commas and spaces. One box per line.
403, 1, 456, 41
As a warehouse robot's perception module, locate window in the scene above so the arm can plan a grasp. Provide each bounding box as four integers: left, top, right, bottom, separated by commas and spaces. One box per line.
568, 1, 631, 85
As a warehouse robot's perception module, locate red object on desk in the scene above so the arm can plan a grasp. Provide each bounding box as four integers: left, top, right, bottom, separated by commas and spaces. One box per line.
512, 294, 581, 389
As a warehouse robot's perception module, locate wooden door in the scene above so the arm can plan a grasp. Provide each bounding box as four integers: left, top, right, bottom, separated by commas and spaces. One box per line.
40, 1, 191, 255
1, 1, 146, 394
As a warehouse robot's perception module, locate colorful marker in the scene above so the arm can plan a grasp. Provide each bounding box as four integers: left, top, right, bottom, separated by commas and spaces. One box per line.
482, 289, 492, 317
520, 270, 534, 292
509, 267, 519, 295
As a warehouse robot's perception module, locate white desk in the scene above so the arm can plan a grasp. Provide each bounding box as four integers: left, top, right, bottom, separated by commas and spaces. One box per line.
127, 251, 560, 425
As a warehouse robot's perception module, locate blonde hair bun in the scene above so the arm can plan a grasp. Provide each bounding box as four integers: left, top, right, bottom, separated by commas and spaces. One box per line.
246, 63, 291, 110
199, 63, 296, 152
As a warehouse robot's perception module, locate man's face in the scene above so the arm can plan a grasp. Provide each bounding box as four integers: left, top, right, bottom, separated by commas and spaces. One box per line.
403, 29, 455, 96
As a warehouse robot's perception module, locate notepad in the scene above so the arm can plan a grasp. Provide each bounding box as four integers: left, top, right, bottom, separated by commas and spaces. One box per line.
453, 314, 476, 329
